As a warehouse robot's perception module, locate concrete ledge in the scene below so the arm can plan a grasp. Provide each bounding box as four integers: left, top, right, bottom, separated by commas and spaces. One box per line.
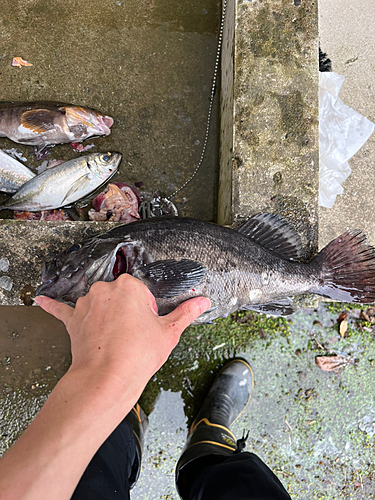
219, 0, 319, 259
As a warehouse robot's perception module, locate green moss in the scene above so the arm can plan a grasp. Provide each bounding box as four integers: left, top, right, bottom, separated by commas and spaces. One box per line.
245, 0, 317, 61
326, 302, 367, 314
140, 311, 288, 420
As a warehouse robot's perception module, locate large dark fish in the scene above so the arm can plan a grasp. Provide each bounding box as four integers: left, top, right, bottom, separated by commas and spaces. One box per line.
36, 215, 375, 323
0, 102, 113, 147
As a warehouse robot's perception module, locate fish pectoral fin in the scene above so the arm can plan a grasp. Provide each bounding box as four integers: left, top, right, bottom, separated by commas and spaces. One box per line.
21, 109, 58, 133
61, 174, 92, 205
242, 298, 297, 317
133, 259, 207, 298
234, 213, 303, 261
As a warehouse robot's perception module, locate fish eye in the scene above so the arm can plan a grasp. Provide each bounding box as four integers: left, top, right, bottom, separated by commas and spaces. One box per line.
67, 244, 81, 254
102, 153, 111, 162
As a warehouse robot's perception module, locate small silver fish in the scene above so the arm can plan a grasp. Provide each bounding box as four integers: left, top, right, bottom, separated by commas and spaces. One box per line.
0, 149, 35, 193
1, 152, 121, 211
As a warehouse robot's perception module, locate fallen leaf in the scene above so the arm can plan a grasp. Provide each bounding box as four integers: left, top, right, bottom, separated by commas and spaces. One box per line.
339, 319, 348, 338
360, 310, 370, 322
360, 307, 375, 323
12, 57, 33, 67
315, 354, 352, 372
337, 312, 349, 323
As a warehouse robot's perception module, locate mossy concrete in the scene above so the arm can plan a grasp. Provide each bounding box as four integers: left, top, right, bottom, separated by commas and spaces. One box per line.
2, 304, 374, 499
219, 0, 319, 257
133, 305, 375, 499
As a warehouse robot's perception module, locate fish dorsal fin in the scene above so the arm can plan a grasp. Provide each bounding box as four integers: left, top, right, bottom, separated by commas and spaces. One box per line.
61, 174, 92, 205
235, 213, 302, 261
242, 298, 297, 316
133, 259, 207, 298
21, 109, 57, 133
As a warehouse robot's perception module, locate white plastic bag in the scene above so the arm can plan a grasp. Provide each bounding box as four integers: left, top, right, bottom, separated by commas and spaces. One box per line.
319, 72, 375, 208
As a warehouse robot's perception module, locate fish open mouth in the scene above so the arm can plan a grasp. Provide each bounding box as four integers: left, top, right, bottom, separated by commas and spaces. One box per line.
113, 249, 127, 279
110, 240, 147, 280
96, 115, 113, 136
102, 116, 114, 133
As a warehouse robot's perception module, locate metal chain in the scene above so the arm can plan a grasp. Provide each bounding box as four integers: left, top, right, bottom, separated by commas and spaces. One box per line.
168, 0, 228, 200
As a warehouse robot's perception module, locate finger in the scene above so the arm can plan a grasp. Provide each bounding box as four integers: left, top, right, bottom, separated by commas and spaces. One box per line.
163, 297, 211, 333
147, 289, 159, 315
35, 295, 75, 325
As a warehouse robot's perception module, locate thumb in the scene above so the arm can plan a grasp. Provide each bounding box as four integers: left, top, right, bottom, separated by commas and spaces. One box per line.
35, 295, 74, 326
163, 297, 211, 333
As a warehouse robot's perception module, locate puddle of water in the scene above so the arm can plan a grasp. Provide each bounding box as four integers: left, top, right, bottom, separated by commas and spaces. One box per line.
133, 389, 187, 499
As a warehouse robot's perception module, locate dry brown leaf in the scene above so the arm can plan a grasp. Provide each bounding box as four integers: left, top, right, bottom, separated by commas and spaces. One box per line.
337, 312, 349, 323
360, 310, 370, 322
360, 308, 375, 323
315, 355, 351, 372
339, 319, 348, 338
313, 320, 323, 328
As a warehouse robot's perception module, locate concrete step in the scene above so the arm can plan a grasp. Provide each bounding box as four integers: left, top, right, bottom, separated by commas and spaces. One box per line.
219, 0, 319, 263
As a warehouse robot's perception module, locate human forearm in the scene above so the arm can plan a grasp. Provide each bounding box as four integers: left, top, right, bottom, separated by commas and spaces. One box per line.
0, 276, 210, 500
0, 367, 143, 500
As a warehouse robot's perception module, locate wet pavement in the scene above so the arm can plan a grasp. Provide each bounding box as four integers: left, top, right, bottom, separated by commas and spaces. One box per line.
2, 304, 374, 498
0, 0, 220, 220
134, 304, 375, 499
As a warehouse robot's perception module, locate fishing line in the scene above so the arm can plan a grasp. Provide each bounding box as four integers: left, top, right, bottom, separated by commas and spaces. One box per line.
167, 0, 228, 200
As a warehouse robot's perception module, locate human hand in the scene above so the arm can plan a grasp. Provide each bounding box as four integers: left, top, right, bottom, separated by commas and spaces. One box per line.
35, 275, 210, 399
0, 275, 210, 500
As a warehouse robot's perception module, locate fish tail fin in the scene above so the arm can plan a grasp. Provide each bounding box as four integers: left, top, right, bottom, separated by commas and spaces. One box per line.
310, 230, 375, 303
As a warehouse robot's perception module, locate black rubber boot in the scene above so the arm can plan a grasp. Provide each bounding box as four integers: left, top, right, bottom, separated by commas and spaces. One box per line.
176, 359, 253, 498
126, 402, 149, 488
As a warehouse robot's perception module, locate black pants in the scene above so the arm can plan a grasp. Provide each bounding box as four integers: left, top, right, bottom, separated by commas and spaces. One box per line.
71, 418, 291, 500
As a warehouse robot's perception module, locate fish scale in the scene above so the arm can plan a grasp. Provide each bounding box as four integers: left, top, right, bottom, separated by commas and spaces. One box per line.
121, 219, 314, 319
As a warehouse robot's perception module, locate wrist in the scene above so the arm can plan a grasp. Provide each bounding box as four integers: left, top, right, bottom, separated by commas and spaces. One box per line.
65, 362, 147, 415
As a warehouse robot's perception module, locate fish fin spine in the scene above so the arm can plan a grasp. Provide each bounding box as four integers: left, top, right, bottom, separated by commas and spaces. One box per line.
235, 213, 303, 261
133, 259, 207, 299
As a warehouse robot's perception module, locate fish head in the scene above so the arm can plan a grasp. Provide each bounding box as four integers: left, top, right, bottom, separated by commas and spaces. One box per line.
87, 151, 122, 181
63, 106, 114, 139
35, 236, 128, 303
